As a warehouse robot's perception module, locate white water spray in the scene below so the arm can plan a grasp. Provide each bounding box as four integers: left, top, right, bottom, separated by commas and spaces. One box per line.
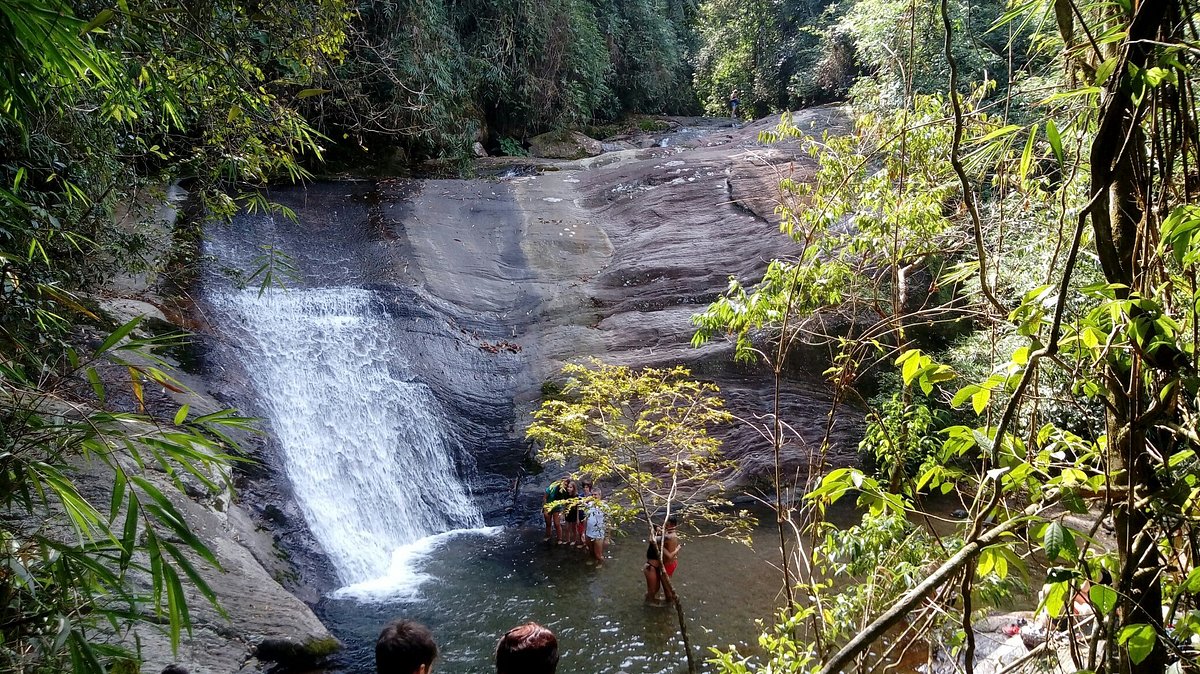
210, 287, 485, 592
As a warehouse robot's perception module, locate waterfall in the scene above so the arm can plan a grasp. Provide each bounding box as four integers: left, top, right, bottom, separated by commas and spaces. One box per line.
209, 286, 487, 596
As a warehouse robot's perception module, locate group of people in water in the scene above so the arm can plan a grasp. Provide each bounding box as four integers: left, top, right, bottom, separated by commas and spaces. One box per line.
542, 476, 608, 564
376, 619, 559, 674
542, 475, 682, 603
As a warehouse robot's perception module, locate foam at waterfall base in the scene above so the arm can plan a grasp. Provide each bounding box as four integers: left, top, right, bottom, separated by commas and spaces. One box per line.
331, 526, 502, 602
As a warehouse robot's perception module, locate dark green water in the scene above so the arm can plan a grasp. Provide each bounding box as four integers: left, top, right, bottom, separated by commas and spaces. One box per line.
318, 514, 811, 674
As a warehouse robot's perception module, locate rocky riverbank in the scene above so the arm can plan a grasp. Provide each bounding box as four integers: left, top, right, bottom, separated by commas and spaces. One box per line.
84, 186, 340, 674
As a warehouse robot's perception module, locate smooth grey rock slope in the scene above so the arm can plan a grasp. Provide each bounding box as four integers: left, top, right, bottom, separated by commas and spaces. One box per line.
376, 105, 859, 487
74, 444, 336, 674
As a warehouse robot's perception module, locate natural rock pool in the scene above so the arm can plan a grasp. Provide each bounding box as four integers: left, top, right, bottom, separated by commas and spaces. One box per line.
317, 511, 837, 674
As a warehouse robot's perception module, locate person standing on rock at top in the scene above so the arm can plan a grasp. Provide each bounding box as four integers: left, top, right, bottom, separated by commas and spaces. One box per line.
729, 89, 740, 119
376, 619, 438, 674
542, 475, 568, 543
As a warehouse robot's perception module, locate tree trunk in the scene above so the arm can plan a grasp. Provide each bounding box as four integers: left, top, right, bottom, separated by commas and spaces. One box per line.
1087, 3, 1172, 673
661, 572, 698, 674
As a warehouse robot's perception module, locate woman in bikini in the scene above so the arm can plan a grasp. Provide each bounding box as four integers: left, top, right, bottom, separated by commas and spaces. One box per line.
643, 517, 680, 602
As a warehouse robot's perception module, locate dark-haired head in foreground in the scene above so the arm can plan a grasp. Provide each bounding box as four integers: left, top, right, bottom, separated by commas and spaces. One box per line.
377, 619, 438, 674
496, 622, 559, 674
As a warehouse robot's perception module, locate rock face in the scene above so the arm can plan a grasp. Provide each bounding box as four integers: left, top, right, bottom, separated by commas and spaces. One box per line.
123, 458, 338, 674
241, 107, 856, 511
78, 193, 340, 673
528, 129, 604, 159
212, 106, 860, 517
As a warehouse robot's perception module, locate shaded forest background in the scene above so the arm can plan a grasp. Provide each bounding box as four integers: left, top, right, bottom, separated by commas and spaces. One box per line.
307, 0, 1019, 161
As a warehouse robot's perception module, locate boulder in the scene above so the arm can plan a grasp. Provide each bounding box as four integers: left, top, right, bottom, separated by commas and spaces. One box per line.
528, 130, 604, 159
472, 141, 488, 158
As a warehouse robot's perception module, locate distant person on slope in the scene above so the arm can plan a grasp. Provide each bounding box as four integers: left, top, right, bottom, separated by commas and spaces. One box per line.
585, 487, 607, 565
496, 622, 559, 674
729, 89, 740, 119
376, 619, 438, 674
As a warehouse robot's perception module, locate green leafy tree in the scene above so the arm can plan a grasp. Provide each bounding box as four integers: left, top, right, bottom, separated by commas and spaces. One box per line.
528, 359, 754, 674
708, 1, 1200, 674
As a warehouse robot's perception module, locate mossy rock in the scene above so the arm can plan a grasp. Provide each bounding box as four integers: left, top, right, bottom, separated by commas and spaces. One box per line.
254, 635, 342, 669
528, 130, 604, 159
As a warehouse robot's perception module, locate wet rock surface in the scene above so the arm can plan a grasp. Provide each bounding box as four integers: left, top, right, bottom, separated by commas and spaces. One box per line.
528, 129, 605, 159
73, 231, 341, 673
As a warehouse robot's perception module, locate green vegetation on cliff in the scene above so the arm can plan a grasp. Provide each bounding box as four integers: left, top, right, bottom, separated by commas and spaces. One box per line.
1, 1, 348, 670
687, 2, 1200, 674
305, 0, 699, 161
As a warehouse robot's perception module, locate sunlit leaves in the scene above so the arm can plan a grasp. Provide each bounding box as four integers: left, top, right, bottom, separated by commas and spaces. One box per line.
1160, 204, 1200, 267
895, 349, 956, 395
1118, 624, 1158, 665
3, 317, 250, 671
1089, 584, 1117, 614
528, 359, 754, 544
1040, 520, 1077, 562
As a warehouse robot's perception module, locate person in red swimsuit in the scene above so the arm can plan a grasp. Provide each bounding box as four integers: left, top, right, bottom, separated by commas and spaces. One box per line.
643, 517, 680, 602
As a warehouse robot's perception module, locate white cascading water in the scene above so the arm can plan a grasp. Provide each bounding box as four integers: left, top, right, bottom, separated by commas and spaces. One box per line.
209, 286, 490, 599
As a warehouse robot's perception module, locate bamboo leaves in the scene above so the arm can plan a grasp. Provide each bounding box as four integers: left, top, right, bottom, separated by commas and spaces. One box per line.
3, 315, 251, 670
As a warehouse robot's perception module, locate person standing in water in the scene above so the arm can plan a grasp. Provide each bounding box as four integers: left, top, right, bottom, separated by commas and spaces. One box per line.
585, 488, 606, 565
576, 481, 593, 546
643, 517, 680, 602
562, 480, 580, 546
542, 475, 568, 543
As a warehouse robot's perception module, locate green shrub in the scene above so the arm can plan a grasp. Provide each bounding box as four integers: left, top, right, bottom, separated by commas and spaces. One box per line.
499, 136, 529, 156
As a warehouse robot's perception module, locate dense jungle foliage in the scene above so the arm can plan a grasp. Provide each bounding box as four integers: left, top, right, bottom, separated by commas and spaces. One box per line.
5, 0, 1200, 673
